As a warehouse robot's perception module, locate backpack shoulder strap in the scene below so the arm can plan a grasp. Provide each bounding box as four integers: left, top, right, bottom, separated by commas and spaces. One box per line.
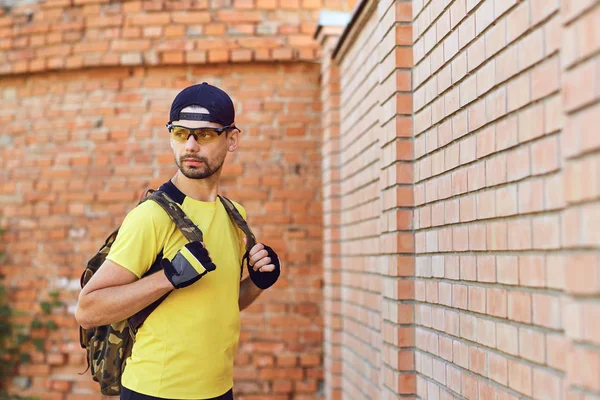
218, 194, 256, 253
143, 190, 204, 243
129, 189, 205, 332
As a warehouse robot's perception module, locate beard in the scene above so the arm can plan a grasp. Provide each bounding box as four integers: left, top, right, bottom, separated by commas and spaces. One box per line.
175, 154, 224, 180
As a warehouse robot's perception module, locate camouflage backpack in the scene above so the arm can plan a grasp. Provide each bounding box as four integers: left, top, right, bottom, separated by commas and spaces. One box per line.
79, 188, 256, 396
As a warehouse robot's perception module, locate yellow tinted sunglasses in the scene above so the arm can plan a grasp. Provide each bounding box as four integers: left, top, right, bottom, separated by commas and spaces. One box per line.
166, 124, 237, 144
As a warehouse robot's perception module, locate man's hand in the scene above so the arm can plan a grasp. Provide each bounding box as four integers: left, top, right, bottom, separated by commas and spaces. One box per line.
162, 241, 216, 289
246, 243, 280, 289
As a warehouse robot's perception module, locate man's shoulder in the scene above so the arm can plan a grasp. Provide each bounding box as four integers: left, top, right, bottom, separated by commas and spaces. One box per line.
123, 197, 173, 226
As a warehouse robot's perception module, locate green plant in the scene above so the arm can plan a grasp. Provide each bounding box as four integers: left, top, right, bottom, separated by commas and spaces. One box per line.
0, 225, 60, 399
0, 224, 18, 396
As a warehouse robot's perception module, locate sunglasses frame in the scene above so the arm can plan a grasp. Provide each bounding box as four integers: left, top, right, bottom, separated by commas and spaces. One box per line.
166, 122, 240, 134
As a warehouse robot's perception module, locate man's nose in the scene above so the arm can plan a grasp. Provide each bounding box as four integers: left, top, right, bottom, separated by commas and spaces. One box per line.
184, 134, 200, 151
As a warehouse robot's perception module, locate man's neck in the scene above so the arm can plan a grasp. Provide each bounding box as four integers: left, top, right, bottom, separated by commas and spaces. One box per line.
171, 171, 220, 202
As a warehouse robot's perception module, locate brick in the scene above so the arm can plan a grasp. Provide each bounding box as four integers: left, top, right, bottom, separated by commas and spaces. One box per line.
477, 255, 495, 282
507, 1, 530, 44
475, 0, 494, 36
532, 214, 560, 249
469, 345, 487, 375
476, 318, 496, 348
467, 37, 486, 72
453, 284, 468, 310
486, 289, 507, 318
489, 352, 508, 385
532, 56, 560, 101
507, 146, 530, 182
508, 291, 532, 323
218, 10, 262, 22
508, 360, 532, 396
485, 154, 507, 186
495, 116, 517, 151
112, 39, 151, 52
564, 253, 600, 295
533, 369, 562, 400
477, 189, 495, 219
507, 217, 532, 250
519, 327, 545, 363
477, 127, 496, 159
518, 177, 544, 212
459, 14, 476, 50
486, 86, 506, 122
532, 293, 561, 329
460, 255, 477, 281
127, 12, 171, 26
453, 340, 470, 368
518, 29, 545, 71
564, 59, 598, 112
486, 221, 507, 250
518, 255, 546, 287
468, 285, 486, 313
531, 135, 559, 175
462, 373, 478, 398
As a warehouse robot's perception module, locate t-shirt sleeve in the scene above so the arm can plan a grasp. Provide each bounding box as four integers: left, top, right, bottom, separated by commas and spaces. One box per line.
106, 201, 169, 279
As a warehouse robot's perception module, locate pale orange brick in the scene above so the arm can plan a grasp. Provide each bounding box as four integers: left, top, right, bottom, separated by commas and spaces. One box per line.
127, 12, 171, 26
518, 255, 546, 287
508, 291, 532, 323
508, 360, 532, 396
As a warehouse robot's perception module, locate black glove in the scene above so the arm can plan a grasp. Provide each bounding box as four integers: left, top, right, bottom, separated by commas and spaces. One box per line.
245, 244, 280, 290
162, 241, 216, 289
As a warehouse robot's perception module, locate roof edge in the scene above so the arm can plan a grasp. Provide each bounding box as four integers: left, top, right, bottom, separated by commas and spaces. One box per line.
331, 0, 372, 60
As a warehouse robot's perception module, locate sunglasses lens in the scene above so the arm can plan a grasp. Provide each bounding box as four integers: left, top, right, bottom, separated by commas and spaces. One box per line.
170, 126, 191, 142
170, 127, 221, 143
195, 129, 219, 143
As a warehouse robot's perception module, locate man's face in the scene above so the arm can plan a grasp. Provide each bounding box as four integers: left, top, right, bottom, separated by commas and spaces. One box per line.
170, 110, 237, 180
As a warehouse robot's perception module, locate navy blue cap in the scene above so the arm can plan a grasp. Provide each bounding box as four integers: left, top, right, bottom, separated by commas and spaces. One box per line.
168, 82, 235, 127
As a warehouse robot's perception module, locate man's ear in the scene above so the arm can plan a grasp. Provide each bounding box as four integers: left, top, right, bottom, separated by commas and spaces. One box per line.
227, 129, 240, 152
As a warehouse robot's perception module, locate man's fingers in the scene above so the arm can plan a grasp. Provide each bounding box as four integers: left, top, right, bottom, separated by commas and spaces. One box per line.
250, 249, 268, 266
258, 264, 275, 273
249, 243, 264, 258
252, 257, 271, 271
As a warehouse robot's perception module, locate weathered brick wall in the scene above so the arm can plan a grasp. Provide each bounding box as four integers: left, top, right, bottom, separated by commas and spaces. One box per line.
560, 0, 600, 398
337, 6, 385, 398
317, 24, 344, 400
412, 0, 578, 397
0, 0, 358, 75
0, 63, 325, 399
0, 0, 373, 397
320, 1, 415, 398
0, 0, 360, 396
320, 0, 600, 398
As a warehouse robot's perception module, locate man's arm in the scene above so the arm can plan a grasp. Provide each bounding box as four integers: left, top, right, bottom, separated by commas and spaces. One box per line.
239, 242, 280, 310
75, 260, 173, 329
239, 276, 263, 311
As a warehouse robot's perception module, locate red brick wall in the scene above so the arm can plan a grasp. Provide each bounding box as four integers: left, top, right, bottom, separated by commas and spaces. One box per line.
0, 1, 369, 398
0, 62, 326, 399
0, 0, 357, 74
0, 0, 361, 396
0, 62, 328, 399
319, 0, 600, 398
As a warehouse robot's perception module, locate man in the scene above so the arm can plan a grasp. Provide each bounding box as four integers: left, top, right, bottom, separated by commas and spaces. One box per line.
75, 83, 280, 400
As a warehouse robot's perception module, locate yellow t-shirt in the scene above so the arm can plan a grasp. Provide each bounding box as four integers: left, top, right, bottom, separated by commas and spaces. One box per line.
106, 181, 246, 399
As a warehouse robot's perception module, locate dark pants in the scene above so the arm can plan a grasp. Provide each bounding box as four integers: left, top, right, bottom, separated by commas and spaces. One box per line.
120, 386, 234, 400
